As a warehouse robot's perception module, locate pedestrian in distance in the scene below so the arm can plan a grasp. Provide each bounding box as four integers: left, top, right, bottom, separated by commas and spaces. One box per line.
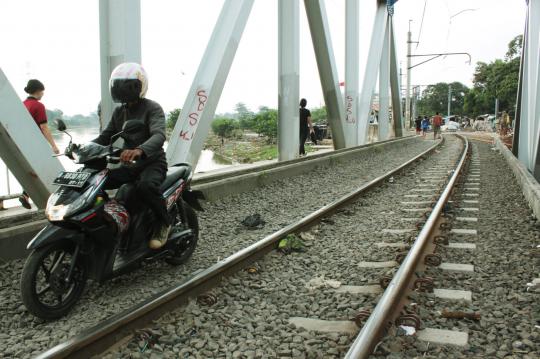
415, 116, 422, 135
299, 98, 314, 157
19, 79, 60, 209
421, 116, 430, 138
432, 112, 443, 140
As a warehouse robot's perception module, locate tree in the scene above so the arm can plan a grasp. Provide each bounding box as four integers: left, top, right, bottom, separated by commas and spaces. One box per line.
234, 102, 255, 130
253, 108, 278, 142
310, 106, 327, 123
211, 117, 238, 144
465, 35, 521, 117
167, 108, 181, 130
417, 82, 469, 116
505, 35, 523, 60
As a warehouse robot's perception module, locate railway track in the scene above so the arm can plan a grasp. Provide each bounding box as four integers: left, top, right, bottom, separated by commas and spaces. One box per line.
2, 137, 442, 359
32, 134, 474, 358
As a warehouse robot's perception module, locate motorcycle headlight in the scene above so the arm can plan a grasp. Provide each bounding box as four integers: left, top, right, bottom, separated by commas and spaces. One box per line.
46, 204, 70, 221
46, 187, 94, 221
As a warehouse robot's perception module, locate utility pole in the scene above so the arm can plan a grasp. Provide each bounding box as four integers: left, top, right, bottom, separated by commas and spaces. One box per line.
405, 20, 412, 129
447, 84, 452, 118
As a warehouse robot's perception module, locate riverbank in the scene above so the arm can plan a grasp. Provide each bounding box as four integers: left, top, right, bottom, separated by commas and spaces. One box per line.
204, 133, 323, 163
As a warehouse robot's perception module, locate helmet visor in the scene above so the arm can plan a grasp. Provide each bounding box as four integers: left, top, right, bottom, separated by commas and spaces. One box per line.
110, 79, 142, 103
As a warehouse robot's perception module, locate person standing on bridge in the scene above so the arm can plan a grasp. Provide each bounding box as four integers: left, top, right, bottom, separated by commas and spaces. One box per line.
432, 112, 443, 140
19, 79, 60, 209
415, 116, 422, 135
421, 116, 430, 138
299, 98, 314, 157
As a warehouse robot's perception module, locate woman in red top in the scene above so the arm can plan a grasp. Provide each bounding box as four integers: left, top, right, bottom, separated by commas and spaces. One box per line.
19, 79, 60, 208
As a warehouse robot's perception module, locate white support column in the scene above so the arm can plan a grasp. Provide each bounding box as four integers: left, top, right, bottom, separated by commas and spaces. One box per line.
378, 19, 390, 141
99, 0, 142, 128
357, 3, 388, 145
389, 17, 404, 137
278, 0, 300, 161
345, 0, 360, 146
517, 0, 540, 176
167, 0, 254, 167
0, 69, 64, 208
529, 0, 540, 178
304, 0, 347, 149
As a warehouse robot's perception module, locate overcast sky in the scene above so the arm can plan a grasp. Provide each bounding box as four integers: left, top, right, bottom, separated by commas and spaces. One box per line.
0, 0, 527, 116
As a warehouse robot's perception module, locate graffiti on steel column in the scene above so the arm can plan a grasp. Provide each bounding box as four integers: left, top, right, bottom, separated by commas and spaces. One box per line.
345, 95, 356, 124
179, 89, 208, 141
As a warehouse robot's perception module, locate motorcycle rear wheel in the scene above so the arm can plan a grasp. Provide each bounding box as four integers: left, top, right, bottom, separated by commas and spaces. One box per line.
20, 240, 87, 320
165, 200, 199, 266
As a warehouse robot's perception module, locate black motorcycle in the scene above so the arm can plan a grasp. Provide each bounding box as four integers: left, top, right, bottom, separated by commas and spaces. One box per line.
20, 119, 204, 319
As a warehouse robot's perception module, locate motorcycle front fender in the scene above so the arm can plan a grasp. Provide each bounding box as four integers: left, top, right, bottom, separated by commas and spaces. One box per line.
26, 224, 83, 251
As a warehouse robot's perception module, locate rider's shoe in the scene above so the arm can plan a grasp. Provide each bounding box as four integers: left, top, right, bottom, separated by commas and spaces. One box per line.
19, 194, 31, 209
149, 225, 171, 249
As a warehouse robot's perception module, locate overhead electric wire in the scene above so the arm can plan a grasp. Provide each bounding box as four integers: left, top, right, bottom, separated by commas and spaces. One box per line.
416, 0, 428, 50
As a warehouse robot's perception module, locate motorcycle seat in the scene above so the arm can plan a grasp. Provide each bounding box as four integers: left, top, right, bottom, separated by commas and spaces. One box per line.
160, 163, 192, 192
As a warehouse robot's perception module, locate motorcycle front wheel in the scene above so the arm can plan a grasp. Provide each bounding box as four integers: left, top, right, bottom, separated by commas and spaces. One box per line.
20, 240, 87, 320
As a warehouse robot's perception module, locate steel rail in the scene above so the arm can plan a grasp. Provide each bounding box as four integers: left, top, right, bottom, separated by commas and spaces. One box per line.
345, 135, 470, 359
36, 137, 444, 359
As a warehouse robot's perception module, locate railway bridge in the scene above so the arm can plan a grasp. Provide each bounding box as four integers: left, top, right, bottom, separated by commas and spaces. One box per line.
0, 1, 538, 358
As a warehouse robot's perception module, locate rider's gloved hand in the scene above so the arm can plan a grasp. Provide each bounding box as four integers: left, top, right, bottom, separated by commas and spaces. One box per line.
120, 148, 143, 163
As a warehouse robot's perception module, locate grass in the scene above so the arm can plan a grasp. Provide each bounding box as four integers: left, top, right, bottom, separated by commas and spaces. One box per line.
204, 132, 315, 163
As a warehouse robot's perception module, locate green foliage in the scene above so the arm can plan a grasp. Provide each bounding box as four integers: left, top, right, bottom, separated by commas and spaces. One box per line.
166, 108, 181, 130
505, 35, 523, 60
418, 35, 521, 118
417, 82, 469, 116
252, 107, 278, 142
234, 102, 256, 130
211, 117, 239, 140
310, 106, 327, 123
463, 36, 522, 117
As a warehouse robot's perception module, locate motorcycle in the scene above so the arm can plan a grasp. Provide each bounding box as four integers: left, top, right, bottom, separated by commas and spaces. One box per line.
20, 119, 204, 319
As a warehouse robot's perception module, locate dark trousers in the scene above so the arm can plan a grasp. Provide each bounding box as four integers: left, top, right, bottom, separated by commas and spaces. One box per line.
299, 128, 309, 155
105, 159, 170, 228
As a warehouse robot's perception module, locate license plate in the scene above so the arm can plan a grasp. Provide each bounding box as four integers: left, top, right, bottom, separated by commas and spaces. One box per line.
53, 171, 91, 188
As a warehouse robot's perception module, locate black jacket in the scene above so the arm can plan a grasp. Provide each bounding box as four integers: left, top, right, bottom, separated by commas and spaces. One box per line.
92, 99, 166, 167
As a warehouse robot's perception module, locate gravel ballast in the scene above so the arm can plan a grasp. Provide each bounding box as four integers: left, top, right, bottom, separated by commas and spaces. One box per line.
100, 136, 465, 358
373, 140, 539, 359
0, 137, 436, 358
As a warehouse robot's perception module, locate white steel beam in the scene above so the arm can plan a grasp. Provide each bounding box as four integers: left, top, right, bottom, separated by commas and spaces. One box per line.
99, 0, 141, 129
518, 0, 539, 176
345, 0, 360, 146
278, 0, 300, 161
0, 69, 64, 208
389, 17, 404, 137
529, 0, 540, 178
167, 0, 254, 167
518, 3, 531, 170
378, 19, 390, 141
357, 3, 388, 145
304, 0, 347, 149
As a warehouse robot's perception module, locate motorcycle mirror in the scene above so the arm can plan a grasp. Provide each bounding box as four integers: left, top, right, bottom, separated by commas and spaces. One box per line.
122, 120, 145, 134
55, 119, 67, 132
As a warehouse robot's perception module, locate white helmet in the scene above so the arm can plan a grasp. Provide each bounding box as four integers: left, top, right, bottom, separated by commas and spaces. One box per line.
109, 62, 148, 103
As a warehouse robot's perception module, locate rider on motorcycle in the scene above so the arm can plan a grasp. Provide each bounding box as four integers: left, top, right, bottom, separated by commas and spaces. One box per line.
92, 62, 170, 249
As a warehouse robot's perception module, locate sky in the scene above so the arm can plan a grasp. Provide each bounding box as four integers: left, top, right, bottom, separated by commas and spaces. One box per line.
0, 0, 527, 116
